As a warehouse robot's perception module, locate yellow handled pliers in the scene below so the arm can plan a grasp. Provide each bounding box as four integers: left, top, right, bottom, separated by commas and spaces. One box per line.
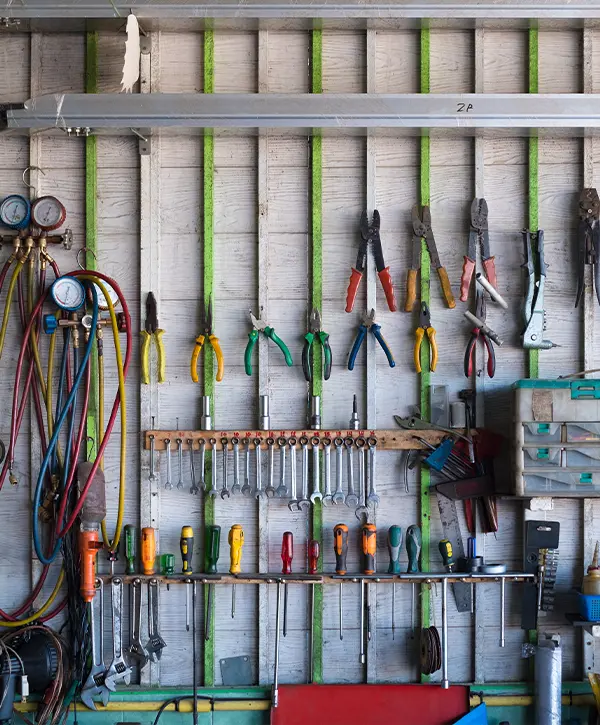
191, 297, 224, 383
414, 301, 438, 373
141, 291, 166, 384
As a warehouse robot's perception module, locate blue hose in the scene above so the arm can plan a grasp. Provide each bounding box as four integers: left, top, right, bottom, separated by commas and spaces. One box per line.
60, 341, 79, 503
52, 326, 70, 477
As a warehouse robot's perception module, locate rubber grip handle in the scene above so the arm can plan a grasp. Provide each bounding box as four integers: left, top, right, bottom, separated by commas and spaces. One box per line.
348, 325, 367, 371
228, 525, 244, 575
244, 330, 259, 376
79, 530, 102, 602
437, 267, 456, 309
460, 257, 476, 302
334, 524, 349, 575
484, 334, 496, 379
302, 335, 313, 382
406, 525, 422, 574
464, 334, 476, 378
361, 524, 376, 575
266, 327, 293, 367
141, 527, 156, 576
427, 327, 438, 372
180, 525, 194, 575
209, 334, 224, 382
378, 267, 397, 312
345, 268, 363, 313
140, 330, 151, 384
322, 335, 332, 380
413, 327, 425, 373
154, 329, 166, 383
190, 335, 204, 383
405, 269, 417, 312
371, 323, 395, 368
482, 257, 497, 291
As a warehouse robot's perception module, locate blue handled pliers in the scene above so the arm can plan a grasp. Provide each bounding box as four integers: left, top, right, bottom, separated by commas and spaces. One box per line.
347, 308, 395, 371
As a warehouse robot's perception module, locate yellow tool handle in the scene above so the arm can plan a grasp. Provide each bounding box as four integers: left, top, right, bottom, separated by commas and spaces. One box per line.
209, 334, 225, 383
140, 330, 151, 385
154, 329, 166, 383
427, 326, 438, 372
413, 327, 425, 374
190, 335, 205, 383
405, 269, 417, 312
437, 267, 456, 309
228, 524, 244, 574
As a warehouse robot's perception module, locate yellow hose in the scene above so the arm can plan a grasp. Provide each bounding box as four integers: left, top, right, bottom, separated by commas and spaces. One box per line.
0, 262, 24, 361
98, 336, 105, 472
0, 570, 64, 627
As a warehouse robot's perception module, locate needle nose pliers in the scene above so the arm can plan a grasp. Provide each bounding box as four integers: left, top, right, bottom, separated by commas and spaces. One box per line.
141, 291, 165, 384
407, 205, 456, 311
414, 302, 438, 373
345, 210, 397, 313
348, 308, 395, 371
302, 307, 332, 382
460, 198, 496, 302
464, 290, 496, 378
245, 309, 293, 376
576, 187, 600, 308
191, 296, 224, 382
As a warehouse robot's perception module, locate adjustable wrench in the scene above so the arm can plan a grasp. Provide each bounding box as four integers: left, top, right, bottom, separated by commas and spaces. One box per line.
287, 438, 299, 511
188, 439, 199, 495
310, 437, 322, 504
81, 579, 110, 710
344, 437, 359, 507
332, 437, 345, 504
105, 578, 133, 691
207, 438, 219, 497
265, 438, 276, 497
255, 438, 265, 499
276, 437, 287, 497
298, 436, 311, 511
164, 439, 173, 490
231, 437, 241, 495
241, 438, 253, 497
322, 438, 333, 505
146, 579, 166, 661
367, 437, 380, 508
221, 438, 231, 499
176, 437, 184, 489
127, 578, 149, 669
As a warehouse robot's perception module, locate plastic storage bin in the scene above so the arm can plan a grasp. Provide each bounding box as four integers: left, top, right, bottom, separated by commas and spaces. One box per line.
578, 591, 600, 621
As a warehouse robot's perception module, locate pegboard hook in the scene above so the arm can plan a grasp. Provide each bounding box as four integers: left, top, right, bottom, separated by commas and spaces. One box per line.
22, 165, 46, 199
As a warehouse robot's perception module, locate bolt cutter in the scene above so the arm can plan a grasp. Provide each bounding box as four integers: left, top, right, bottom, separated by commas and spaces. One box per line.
245, 309, 293, 376
302, 307, 332, 382
414, 301, 438, 374
460, 197, 496, 302
348, 308, 395, 371
576, 187, 600, 308
140, 291, 165, 384
191, 297, 224, 382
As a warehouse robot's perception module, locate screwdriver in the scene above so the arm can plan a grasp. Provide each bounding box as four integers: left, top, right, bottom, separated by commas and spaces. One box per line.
141, 527, 156, 575
229, 524, 244, 618
334, 523, 349, 641
406, 524, 422, 630
180, 526, 194, 631
387, 525, 402, 641
308, 539, 320, 683
361, 523, 376, 662
205, 524, 221, 641
124, 524, 136, 575
439, 539, 455, 572
281, 532, 293, 638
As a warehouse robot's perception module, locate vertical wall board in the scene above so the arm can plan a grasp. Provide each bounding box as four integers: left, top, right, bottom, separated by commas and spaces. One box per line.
483, 31, 527, 93
97, 32, 136, 93
39, 33, 85, 94
0, 34, 30, 101
539, 31, 582, 93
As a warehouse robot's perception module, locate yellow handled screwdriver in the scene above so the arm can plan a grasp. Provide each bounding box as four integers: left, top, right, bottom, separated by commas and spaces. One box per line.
180, 526, 194, 631
228, 524, 244, 619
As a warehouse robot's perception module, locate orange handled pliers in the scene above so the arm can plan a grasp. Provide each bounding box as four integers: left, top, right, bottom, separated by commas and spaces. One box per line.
414, 302, 438, 373
191, 297, 224, 382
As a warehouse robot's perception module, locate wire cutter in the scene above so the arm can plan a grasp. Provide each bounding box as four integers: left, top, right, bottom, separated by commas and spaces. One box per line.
191, 297, 224, 382
245, 309, 293, 376
348, 308, 395, 371
345, 210, 396, 313
414, 302, 438, 374
407, 205, 456, 311
302, 307, 332, 382
141, 292, 165, 384
576, 187, 600, 308
464, 290, 496, 379
460, 198, 496, 302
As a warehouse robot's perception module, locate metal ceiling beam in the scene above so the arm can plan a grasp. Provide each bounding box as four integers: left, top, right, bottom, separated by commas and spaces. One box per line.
5, 93, 600, 135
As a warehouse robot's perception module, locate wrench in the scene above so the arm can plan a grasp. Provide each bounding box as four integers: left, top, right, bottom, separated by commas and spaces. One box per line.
221, 438, 231, 499
146, 579, 167, 661
188, 439, 199, 495
105, 578, 133, 691
254, 438, 265, 499
344, 437, 359, 508
81, 579, 110, 710
231, 437, 241, 495
241, 438, 253, 497
148, 433, 156, 481
127, 578, 149, 668
176, 437, 184, 489
265, 438, 276, 497
198, 438, 206, 491
164, 439, 173, 490
322, 438, 333, 506
332, 437, 345, 505
310, 437, 323, 504
207, 438, 219, 497
367, 437, 380, 508
287, 438, 299, 511
298, 436, 311, 511
354, 437, 369, 520
276, 437, 287, 497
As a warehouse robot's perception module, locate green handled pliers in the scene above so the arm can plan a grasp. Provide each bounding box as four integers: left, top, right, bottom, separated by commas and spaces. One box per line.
245, 309, 293, 376
302, 307, 332, 382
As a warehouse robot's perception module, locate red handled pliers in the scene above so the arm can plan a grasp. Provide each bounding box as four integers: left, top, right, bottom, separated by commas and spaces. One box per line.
464, 290, 496, 378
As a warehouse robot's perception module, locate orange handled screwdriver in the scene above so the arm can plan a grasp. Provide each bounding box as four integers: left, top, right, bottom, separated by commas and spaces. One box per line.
281, 532, 293, 637
141, 527, 156, 576
362, 523, 376, 575
334, 524, 349, 641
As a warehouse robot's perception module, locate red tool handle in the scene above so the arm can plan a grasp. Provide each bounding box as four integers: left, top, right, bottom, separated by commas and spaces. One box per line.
345, 268, 363, 313
281, 531, 293, 575
482, 256, 497, 291
459, 256, 476, 302
378, 267, 397, 312
308, 539, 320, 574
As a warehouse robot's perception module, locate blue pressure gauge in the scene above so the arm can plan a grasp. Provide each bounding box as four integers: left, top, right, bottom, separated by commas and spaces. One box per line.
50, 276, 86, 312
0, 195, 31, 230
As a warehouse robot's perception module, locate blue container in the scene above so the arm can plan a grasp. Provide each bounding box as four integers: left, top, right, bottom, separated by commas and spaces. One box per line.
578, 591, 600, 621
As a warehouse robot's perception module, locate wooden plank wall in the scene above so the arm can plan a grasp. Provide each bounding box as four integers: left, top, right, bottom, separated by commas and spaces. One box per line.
0, 26, 598, 687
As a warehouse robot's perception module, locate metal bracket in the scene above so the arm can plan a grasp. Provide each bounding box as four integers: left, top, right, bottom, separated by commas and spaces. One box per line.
132, 128, 151, 155
140, 36, 151, 55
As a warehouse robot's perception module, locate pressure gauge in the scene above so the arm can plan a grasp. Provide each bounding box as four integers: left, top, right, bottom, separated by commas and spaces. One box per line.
50, 276, 86, 312
0, 195, 31, 230
31, 195, 66, 231
93, 281, 120, 311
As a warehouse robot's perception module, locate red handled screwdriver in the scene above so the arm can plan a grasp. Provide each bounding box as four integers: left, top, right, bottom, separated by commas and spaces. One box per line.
308, 540, 320, 682
281, 532, 293, 637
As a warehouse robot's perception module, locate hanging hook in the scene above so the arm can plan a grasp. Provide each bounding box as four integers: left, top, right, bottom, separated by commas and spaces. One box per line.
77, 247, 97, 270
22, 166, 46, 199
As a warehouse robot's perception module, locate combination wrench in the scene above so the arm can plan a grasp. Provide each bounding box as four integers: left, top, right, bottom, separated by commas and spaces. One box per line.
298, 436, 311, 511
310, 437, 323, 504
207, 438, 219, 497
254, 438, 265, 499
322, 438, 333, 505
344, 437, 359, 508
198, 438, 206, 492
231, 437, 241, 495
176, 436, 184, 490
276, 437, 287, 497
332, 437, 345, 504
354, 437, 369, 520
287, 438, 299, 511
265, 438, 276, 497
241, 438, 253, 497
105, 578, 133, 691
188, 439, 199, 495
221, 437, 230, 499
164, 438, 173, 490
367, 437, 380, 508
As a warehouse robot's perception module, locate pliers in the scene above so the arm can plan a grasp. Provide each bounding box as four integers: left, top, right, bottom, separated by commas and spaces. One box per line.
407, 205, 456, 311
464, 290, 496, 378
576, 187, 600, 308
345, 210, 397, 313
460, 198, 496, 302
302, 307, 332, 382
245, 309, 293, 376
348, 308, 395, 371
414, 302, 438, 374
191, 297, 224, 382
140, 291, 165, 384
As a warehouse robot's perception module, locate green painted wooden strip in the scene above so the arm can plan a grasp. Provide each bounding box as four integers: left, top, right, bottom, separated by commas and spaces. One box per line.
528, 30, 539, 380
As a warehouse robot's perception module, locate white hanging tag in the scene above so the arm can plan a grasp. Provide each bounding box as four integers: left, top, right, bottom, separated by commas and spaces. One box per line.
121, 13, 140, 93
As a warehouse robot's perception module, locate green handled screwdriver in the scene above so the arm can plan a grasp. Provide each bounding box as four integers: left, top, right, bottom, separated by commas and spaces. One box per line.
387, 525, 402, 641
124, 524, 136, 575
204, 525, 221, 641
406, 525, 422, 631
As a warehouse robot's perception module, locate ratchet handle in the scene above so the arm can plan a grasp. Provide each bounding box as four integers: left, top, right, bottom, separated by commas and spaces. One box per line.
437, 267, 456, 309
405, 269, 417, 312
378, 267, 397, 312
345, 268, 363, 313
482, 256, 497, 291
460, 256, 476, 302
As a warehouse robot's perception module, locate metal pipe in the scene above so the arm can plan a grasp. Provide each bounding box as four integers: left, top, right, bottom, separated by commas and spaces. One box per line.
200, 396, 212, 430
500, 577, 505, 647
476, 272, 509, 308
272, 580, 282, 708
259, 395, 270, 430
441, 577, 449, 689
